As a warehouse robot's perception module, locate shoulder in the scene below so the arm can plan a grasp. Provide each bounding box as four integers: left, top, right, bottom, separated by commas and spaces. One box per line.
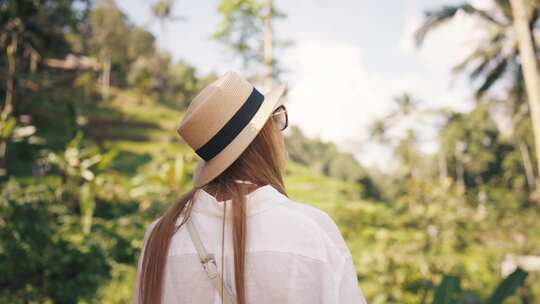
270, 197, 352, 260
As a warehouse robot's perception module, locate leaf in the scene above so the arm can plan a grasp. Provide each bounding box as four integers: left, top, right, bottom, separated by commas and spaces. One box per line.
67, 131, 84, 149
486, 268, 528, 304
81, 169, 95, 181
13, 125, 37, 139
432, 275, 461, 304
476, 56, 508, 98
80, 154, 102, 170
415, 4, 502, 47
415, 6, 461, 46
97, 148, 118, 170
0, 117, 17, 139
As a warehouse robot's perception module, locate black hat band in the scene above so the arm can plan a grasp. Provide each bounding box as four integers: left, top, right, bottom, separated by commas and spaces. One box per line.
195, 87, 265, 161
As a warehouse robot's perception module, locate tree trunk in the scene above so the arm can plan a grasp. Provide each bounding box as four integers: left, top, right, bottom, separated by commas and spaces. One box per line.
263, 0, 273, 91
0, 34, 18, 175
510, 0, 540, 196
101, 55, 111, 99
518, 140, 537, 190
2, 34, 17, 123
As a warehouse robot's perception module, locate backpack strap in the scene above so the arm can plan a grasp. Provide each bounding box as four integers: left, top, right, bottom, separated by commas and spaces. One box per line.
186, 217, 237, 304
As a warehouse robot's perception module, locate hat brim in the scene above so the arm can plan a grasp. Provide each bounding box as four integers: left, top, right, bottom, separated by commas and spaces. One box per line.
191, 84, 287, 188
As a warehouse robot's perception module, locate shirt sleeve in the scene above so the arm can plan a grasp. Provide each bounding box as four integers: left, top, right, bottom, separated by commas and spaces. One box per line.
337, 254, 367, 304
311, 209, 367, 303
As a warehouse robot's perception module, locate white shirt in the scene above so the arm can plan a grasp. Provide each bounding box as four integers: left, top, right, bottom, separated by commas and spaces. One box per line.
133, 184, 367, 304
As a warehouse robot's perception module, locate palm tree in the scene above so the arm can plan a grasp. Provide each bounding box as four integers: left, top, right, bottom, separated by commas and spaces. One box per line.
415, 0, 540, 194
415, 1, 539, 100
368, 119, 389, 144
146, 0, 185, 31
393, 93, 420, 117
510, 0, 540, 196
369, 93, 426, 179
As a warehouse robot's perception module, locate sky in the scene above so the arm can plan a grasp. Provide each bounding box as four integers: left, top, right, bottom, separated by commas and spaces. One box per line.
116, 0, 492, 170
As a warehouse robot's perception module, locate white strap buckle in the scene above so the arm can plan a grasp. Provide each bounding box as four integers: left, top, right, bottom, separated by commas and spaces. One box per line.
186, 217, 237, 304
201, 253, 218, 279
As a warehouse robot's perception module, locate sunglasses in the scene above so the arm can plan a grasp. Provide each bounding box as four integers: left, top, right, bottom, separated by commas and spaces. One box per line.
271, 105, 288, 131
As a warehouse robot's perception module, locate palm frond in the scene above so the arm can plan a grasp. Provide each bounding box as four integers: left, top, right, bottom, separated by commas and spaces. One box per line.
369, 119, 389, 143
452, 44, 499, 76
475, 56, 508, 98
469, 58, 492, 80
453, 46, 488, 73
415, 5, 462, 47
460, 4, 506, 25
451, 28, 508, 83
415, 4, 504, 47
494, 0, 513, 21
469, 43, 503, 80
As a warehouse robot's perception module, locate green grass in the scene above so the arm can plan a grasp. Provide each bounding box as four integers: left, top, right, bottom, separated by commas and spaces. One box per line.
81, 89, 192, 177
284, 161, 358, 212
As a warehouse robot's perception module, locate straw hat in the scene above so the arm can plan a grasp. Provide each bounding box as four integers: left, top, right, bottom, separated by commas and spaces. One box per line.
176, 70, 286, 188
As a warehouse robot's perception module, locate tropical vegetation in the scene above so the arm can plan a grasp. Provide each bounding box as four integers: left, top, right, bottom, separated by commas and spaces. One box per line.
0, 0, 539, 303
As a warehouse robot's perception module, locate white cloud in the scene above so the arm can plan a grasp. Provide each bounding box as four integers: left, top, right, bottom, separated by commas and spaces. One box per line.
282, 32, 477, 170
282, 41, 419, 169
284, 41, 387, 142
400, 0, 497, 74
400, 10, 485, 73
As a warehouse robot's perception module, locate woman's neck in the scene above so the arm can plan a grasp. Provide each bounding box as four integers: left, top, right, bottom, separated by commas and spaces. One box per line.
203, 181, 261, 202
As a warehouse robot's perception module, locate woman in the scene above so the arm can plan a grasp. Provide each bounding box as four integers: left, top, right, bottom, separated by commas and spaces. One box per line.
133, 71, 367, 304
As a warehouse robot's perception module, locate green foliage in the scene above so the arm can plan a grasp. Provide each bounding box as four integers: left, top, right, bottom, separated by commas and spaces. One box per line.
0, 0, 85, 58
88, 0, 130, 63
46, 131, 119, 234
0, 117, 16, 140
333, 169, 540, 303
440, 105, 500, 185
486, 268, 528, 304
2, 0, 540, 303
127, 26, 156, 60
285, 125, 381, 200
428, 268, 529, 304
214, 0, 265, 69
432, 275, 461, 304
0, 180, 111, 303
213, 0, 288, 79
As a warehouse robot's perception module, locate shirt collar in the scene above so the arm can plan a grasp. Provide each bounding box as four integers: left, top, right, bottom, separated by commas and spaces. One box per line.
175, 184, 286, 227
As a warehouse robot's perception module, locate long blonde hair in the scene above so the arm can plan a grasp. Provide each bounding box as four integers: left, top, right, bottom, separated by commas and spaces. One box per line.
137, 113, 288, 304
